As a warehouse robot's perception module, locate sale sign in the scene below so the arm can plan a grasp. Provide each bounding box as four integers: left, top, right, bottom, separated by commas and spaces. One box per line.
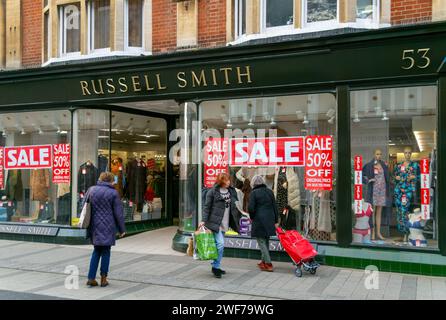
52, 144, 71, 184
230, 137, 305, 167
204, 138, 229, 188
5, 145, 52, 170
420, 158, 430, 219
304, 136, 333, 191
0, 147, 4, 189
353, 155, 363, 214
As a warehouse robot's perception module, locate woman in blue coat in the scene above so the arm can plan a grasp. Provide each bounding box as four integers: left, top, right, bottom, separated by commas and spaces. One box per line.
85, 172, 126, 287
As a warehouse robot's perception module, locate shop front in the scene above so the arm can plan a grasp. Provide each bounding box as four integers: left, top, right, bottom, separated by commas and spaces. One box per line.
0, 22, 446, 275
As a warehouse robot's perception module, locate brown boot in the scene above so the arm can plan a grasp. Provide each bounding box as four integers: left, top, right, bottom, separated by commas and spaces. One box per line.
257, 261, 265, 269
263, 263, 274, 272
100, 275, 109, 287
86, 279, 98, 287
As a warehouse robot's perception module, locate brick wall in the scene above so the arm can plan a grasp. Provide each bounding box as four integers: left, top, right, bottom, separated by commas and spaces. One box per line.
22, 0, 42, 67
198, 0, 226, 48
391, 0, 432, 25
152, 0, 177, 53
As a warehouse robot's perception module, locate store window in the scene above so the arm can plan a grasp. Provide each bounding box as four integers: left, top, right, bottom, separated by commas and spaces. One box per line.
178, 103, 198, 233
59, 3, 81, 56
264, 0, 294, 29
351, 86, 438, 249
111, 112, 167, 222
303, 0, 338, 26
0, 110, 71, 225
356, 0, 378, 25
88, 0, 110, 52
125, 0, 144, 50
199, 94, 337, 242
72, 109, 110, 222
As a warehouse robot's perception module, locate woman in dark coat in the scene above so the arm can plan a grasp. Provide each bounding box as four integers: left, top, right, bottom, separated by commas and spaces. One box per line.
200, 173, 240, 278
85, 172, 126, 287
248, 175, 279, 272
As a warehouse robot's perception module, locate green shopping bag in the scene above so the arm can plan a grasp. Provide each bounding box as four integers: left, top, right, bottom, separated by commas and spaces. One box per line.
194, 226, 218, 261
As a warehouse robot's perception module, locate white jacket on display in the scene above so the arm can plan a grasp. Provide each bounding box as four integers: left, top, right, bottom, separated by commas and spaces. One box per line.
273, 167, 301, 211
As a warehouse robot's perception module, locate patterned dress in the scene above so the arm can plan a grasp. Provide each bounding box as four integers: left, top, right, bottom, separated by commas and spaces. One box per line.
394, 161, 420, 234
372, 164, 386, 206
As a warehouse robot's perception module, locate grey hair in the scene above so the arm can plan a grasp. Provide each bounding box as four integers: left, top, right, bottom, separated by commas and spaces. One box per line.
251, 175, 265, 188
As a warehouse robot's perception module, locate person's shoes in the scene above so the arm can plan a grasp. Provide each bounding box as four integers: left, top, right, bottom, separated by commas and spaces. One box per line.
212, 268, 222, 278
219, 269, 226, 275
262, 263, 274, 272
86, 279, 98, 287
257, 261, 265, 269
100, 275, 109, 287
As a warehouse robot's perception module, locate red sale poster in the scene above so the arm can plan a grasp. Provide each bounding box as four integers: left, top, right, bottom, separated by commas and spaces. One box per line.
353, 155, 363, 214
0, 147, 4, 189
52, 144, 71, 184
204, 138, 229, 188
304, 136, 333, 191
420, 158, 430, 219
230, 137, 305, 167
4, 145, 52, 170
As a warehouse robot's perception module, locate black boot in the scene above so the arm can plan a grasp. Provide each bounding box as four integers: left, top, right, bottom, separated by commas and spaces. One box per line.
212, 268, 222, 278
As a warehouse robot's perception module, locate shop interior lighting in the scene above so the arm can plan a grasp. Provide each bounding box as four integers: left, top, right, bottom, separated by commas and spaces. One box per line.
38, 127, 44, 135
2, 131, 6, 138
270, 117, 277, 126
302, 115, 309, 124
20, 128, 26, 135
134, 141, 149, 144
326, 108, 335, 118
328, 116, 335, 125
353, 113, 360, 123
248, 118, 254, 127
226, 119, 233, 128
382, 111, 389, 121
263, 112, 270, 121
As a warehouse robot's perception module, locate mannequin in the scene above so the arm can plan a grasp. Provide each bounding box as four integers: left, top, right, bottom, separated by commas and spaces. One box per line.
394, 147, 420, 241
273, 167, 301, 216
362, 149, 390, 241
352, 199, 373, 244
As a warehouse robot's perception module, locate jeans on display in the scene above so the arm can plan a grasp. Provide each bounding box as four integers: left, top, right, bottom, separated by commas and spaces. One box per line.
211, 230, 225, 269
256, 237, 272, 264
88, 246, 111, 280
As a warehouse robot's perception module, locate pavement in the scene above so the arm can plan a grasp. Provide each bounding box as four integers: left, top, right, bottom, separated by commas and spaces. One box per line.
0, 226, 444, 300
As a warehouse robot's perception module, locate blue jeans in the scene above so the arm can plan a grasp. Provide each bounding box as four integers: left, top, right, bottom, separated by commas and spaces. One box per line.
88, 246, 111, 280
211, 230, 225, 269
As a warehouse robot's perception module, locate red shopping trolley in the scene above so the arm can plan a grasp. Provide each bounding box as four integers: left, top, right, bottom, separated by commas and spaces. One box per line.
276, 227, 320, 277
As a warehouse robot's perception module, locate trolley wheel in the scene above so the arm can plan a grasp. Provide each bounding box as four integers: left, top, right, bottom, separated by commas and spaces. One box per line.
295, 267, 303, 278
309, 268, 317, 275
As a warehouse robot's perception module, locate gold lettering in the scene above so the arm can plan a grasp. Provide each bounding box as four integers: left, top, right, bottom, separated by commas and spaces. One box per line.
191, 70, 208, 88
91, 79, 105, 95
211, 69, 218, 86
220, 67, 232, 85
156, 74, 167, 90
177, 72, 187, 88
118, 77, 128, 93
132, 76, 142, 92
106, 78, 116, 94
144, 75, 155, 91
80, 81, 91, 96
236, 66, 252, 84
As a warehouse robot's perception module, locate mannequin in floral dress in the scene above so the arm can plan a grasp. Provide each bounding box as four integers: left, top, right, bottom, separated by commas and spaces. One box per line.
394, 147, 420, 241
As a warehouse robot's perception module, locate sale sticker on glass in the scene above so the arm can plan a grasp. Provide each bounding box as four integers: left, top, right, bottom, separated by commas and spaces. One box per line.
204, 138, 229, 188
420, 158, 430, 220
230, 137, 305, 167
0, 147, 4, 189
52, 144, 71, 184
4, 145, 53, 169
304, 136, 333, 191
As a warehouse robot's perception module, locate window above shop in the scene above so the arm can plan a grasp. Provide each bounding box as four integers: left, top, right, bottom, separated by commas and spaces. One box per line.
43, 0, 151, 66
231, 0, 388, 45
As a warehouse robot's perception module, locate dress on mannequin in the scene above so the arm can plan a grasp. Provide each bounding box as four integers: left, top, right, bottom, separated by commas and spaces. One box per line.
394, 160, 419, 234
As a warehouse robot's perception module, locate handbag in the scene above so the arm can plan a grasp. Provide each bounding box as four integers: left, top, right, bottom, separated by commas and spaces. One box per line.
78, 193, 91, 229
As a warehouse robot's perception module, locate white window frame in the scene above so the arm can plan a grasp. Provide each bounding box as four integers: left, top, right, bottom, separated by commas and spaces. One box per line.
260, 0, 294, 35
59, 5, 81, 58
356, 0, 380, 28
302, 0, 340, 31
44, 10, 52, 62
88, 0, 111, 54
234, 0, 246, 39
124, 0, 145, 53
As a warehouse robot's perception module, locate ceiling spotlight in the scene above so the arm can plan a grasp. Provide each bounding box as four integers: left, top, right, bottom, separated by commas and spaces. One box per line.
326, 108, 335, 118
328, 116, 335, 125
2, 131, 6, 138
270, 117, 277, 126
248, 118, 254, 127
382, 111, 389, 121
226, 119, 233, 128
38, 128, 44, 135
21, 129, 26, 135
353, 113, 360, 123
302, 115, 309, 125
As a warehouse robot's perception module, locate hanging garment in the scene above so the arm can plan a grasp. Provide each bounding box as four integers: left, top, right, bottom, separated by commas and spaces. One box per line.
30, 169, 50, 201
57, 183, 70, 198
38, 201, 55, 222
362, 159, 391, 207
317, 191, 332, 233
56, 193, 71, 225
78, 162, 99, 195
127, 159, 147, 205
274, 167, 288, 215
111, 158, 124, 197
273, 167, 301, 212
5, 170, 23, 201
394, 161, 420, 234
98, 154, 109, 173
